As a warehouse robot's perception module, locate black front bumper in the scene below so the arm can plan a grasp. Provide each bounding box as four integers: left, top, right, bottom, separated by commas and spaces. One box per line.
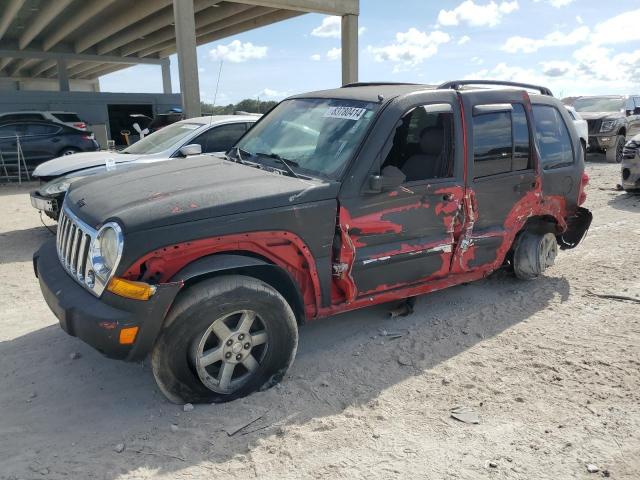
34, 240, 181, 361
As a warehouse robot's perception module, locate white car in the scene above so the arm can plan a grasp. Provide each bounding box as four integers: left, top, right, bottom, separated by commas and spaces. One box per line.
0, 110, 89, 131
33, 115, 258, 181
564, 105, 588, 159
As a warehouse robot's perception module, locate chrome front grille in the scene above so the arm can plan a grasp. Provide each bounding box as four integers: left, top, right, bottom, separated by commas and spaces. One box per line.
57, 206, 97, 292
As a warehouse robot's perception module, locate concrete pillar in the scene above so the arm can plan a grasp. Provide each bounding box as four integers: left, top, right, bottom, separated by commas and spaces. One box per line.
172, 0, 200, 118
57, 58, 70, 91
161, 58, 172, 94
341, 14, 358, 85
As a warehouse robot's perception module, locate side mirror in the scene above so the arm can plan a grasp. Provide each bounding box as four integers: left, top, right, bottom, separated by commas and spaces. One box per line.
368, 166, 406, 193
179, 143, 202, 156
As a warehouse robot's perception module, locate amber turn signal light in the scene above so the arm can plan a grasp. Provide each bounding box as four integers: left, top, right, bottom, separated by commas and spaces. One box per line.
119, 326, 139, 345
107, 277, 156, 301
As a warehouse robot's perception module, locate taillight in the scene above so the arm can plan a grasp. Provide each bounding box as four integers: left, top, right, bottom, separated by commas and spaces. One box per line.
578, 172, 589, 205
74, 122, 86, 129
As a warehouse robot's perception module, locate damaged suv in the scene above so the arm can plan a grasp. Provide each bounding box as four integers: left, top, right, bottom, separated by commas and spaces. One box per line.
34, 81, 592, 403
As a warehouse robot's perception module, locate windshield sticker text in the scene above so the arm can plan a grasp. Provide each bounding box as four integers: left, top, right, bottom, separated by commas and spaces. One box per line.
324, 106, 367, 121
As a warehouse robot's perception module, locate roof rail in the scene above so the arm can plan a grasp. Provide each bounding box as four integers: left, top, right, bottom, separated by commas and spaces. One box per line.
437, 80, 554, 97
341, 82, 421, 88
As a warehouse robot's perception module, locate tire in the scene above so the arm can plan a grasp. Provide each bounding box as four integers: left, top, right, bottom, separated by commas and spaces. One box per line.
151, 275, 298, 404
605, 135, 625, 163
513, 231, 558, 280
58, 147, 80, 156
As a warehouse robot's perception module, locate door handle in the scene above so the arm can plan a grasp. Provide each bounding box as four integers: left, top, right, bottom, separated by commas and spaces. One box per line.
514, 182, 535, 192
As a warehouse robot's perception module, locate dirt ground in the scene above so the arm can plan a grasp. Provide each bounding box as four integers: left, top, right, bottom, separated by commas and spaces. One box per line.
0, 162, 638, 480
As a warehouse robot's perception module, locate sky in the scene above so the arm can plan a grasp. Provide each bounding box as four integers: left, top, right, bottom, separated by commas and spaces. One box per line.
99, 0, 640, 104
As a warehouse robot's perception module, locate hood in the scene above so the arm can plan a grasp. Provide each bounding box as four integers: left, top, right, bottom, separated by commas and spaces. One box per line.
577, 111, 624, 121
65, 155, 337, 232
33, 151, 143, 177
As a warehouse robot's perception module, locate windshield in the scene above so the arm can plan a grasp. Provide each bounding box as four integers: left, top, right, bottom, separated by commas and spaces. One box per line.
573, 97, 625, 113
122, 121, 204, 154
234, 98, 379, 179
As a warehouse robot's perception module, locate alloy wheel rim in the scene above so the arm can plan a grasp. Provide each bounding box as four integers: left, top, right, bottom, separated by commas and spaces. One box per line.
192, 310, 268, 394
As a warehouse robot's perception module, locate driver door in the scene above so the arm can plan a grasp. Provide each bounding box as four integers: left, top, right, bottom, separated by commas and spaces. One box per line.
338, 96, 464, 297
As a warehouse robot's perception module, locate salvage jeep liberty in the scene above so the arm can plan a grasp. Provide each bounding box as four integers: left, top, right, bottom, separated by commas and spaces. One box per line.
34, 80, 592, 403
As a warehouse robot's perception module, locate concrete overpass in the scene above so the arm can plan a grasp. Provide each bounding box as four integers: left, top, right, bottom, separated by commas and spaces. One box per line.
0, 0, 360, 117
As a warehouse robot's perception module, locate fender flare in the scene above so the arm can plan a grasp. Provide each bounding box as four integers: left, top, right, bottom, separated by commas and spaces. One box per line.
169, 253, 306, 324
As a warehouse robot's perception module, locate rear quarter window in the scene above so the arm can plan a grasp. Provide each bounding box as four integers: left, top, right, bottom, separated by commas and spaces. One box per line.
52, 113, 82, 122
532, 105, 574, 170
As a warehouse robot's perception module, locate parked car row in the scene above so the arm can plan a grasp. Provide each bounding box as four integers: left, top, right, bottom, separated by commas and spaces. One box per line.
33, 80, 593, 404
30, 115, 258, 219
563, 94, 640, 163
0, 121, 99, 172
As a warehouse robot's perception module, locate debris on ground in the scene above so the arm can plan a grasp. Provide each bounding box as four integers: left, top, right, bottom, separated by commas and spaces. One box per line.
586, 464, 599, 473
114, 443, 125, 453
450, 406, 480, 424
69, 352, 81, 360
397, 354, 413, 366
183, 403, 194, 412
224, 413, 265, 436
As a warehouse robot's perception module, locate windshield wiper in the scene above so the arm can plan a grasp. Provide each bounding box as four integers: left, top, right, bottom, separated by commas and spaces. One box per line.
253, 151, 300, 178
227, 146, 250, 164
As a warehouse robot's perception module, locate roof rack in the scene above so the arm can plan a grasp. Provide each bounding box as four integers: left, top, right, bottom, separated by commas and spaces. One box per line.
341, 82, 421, 88
437, 80, 554, 97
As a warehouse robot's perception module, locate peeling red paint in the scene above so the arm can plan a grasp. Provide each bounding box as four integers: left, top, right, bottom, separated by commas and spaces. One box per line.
122, 231, 323, 318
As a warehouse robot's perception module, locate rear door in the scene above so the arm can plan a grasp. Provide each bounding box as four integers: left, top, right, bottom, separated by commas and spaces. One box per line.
457, 90, 536, 270
18, 123, 63, 167
338, 91, 465, 297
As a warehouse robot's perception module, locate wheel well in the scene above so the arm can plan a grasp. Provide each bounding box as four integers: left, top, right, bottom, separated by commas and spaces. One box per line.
57, 146, 79, 155
618, 127, 626, 137
504, 216, 559, 267
181, 263, 306, 325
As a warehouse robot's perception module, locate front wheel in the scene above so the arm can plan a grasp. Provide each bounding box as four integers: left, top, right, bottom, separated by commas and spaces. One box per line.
151, 275, 298, 404
513, 232, 558, 280
605, 135, 625, 163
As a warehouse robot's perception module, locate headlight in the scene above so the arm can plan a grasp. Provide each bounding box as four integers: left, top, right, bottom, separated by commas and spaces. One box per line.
41, 176, 85, 196
600, 119, 619, 132
90, 222, 123, 281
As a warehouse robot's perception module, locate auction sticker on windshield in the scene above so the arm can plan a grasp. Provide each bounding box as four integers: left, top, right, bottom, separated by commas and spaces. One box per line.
324, 106, 367, 121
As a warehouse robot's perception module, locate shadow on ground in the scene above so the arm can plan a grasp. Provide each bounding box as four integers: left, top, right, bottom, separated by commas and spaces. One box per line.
0, 263, 570, 478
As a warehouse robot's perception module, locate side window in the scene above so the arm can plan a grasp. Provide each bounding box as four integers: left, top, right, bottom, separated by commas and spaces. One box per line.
473, 112, 512, 178
24, 123, 60, 135
380, 106, 454, 182
192, 123, 247, 153
532, 105, 574, 170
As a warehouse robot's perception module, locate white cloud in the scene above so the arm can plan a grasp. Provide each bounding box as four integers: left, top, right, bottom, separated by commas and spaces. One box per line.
311, 16, 341, 38
367, 28, 450, 71
310, 16, 366, 38
591, 8, 640, 45
256, 88, 289, 99
458, 35, 471, 45
471, 56, 484, 65
209, 40, 267, 63
438, 1, 519, 28
534, 0, 574, 7
326, 47, 341, 61
502, 26, 590, 53
310, 54, 321, 61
